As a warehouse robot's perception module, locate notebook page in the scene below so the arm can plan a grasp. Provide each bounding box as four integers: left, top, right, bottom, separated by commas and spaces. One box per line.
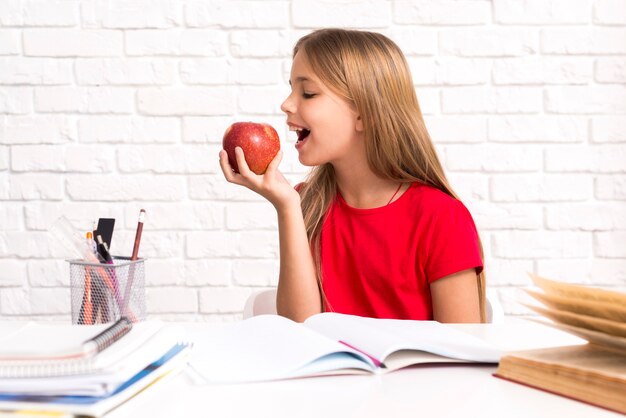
190, 315, 374, 383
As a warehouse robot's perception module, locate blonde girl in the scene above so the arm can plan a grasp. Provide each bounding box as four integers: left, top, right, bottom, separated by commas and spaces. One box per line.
219, 28, 486, 323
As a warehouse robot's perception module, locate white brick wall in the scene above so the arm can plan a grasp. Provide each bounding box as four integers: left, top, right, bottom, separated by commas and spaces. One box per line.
1, 0, 625, 322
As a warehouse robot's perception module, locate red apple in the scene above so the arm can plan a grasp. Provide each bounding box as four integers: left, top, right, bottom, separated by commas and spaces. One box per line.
222, 122, 280, 175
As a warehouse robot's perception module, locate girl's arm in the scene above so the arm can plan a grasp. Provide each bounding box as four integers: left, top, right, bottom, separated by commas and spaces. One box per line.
219, 147, 321, 322
430, 268, 481, 323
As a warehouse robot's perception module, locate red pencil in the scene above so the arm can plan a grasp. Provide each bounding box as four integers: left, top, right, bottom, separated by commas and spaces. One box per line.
131, 209, 145, 261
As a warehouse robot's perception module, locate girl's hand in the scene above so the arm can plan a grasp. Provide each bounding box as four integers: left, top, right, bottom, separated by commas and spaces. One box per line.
219, 147, 299, 210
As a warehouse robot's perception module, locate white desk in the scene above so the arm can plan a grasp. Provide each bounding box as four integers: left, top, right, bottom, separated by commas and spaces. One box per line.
107, 319, 622, 418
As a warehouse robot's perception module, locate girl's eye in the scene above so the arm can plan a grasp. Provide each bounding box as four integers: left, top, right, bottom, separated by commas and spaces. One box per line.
302, 92, 316, 99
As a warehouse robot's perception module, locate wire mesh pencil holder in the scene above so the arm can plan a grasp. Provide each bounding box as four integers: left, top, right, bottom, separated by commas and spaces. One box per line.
69, 257, 146, 325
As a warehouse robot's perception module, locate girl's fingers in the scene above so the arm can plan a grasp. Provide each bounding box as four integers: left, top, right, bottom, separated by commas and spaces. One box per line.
234, 147, 253, 177
219, 150, 237, 182
265, 150, 283, 174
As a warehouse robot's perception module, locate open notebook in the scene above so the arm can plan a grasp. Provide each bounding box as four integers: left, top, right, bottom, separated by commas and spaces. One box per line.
191, 312, 502, 383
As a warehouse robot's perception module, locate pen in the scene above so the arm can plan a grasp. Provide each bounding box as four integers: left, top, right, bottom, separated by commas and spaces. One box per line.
96, 235, 123, 318
131, 209, 145, 261
122, 209, 145, 321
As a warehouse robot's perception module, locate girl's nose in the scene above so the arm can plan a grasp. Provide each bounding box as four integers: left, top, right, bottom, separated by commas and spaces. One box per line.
280, 93, 295, 114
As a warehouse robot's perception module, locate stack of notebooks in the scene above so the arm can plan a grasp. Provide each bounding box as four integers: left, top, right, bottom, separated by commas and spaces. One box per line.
0, 318, 190, 417
495, 273, 626, 415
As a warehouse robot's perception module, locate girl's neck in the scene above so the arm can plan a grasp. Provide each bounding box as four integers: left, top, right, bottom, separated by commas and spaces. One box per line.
333, 165, 405, 209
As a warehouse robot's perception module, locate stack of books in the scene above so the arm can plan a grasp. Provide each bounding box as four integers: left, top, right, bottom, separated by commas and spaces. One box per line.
0, 318, 190, 417
495, 274, 626, 415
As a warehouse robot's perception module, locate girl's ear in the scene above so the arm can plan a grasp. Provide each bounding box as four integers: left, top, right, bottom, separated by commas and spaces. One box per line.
355, 115, 364, 132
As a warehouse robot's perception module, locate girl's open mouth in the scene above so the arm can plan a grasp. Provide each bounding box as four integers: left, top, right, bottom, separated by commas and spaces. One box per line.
297, 128, 310, 143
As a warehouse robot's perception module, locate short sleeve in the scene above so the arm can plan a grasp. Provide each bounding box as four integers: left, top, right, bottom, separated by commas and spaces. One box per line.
424, 199, 483, 283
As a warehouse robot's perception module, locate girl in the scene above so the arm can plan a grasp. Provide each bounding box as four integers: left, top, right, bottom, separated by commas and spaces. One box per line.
219, 29, 485, 323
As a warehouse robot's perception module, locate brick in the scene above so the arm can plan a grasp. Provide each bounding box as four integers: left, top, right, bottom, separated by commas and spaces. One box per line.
20, 0, 79, 26
490, 174, 592, 202
11, 145, 115, 173
118, 145, 220, 174
185, 1, 289, 29
187, 231, 239, 258
546, 203, 626, 231
78, 116, 179, 144
293, 0, 390, 28
492, 231, 591, 258
237, 86, 287, 115
0, 58, 73, 85
0, 174, 8, 199
24, 29, 123, 57
0, 115, 76, 145
6, 174, 64, 200
0, 30, 21, 55
66, 175, 186, 201
591, 259, 626, 284
123, 203, 224, 230
440, 29, 538, 57
592, 116, 626, 143
442, 87, 542, 114
595, 58, 626, 83
535, 259, 595, 284
27, 259, 66, 287
111, 230, 183, 258
183, 116, 236, 144
494, 0, 590, 24
1, 231, 61, 258
230, 30, 292, 58
0, 260, 26, 286
147, 287, 197, 313
238, 231, 279, 258
488, 116, 587, 143
0, 288, 29, 314
541, 28, 626, 55
184, 259, 231, 286
595, 231, 626, 257
180, 58, 282, 86
0, 1, 21, 26
0, 88, 33, 115
0, 146, 7, 170
593, 0, 626, 24
75, 58, 175, 85
394, 0, 490, 25
471, 201, 542, 232
188, 175, 265, 202
137, 87, 235, 116
199, 287, 251, 313
595, 176, 626, 200
493, 57, 592, 85
126, 30, 227, 56
35, 87, 134, 114
144, 259, 184, 286
24, 201, 125, 231
545, 145, 626, 173
388, 29, 437, 56
0, 202, 22, 231
82, 0, 182, 29
445, 144, 541, 172
232, 260, 278, 286
226, 203, 277, 231
447, 173, 489, 202
424, 116, 486, 144
415, 87, 440, 115
483, 258, 534, 286
408, 58, 490, 86
545, 86, 626, 114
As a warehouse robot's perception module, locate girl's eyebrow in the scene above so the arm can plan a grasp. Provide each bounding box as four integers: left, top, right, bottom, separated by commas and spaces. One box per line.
289, 76, 312, 86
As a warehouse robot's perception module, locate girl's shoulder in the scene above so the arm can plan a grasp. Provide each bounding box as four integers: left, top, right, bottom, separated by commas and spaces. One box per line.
406, 182, 472, 219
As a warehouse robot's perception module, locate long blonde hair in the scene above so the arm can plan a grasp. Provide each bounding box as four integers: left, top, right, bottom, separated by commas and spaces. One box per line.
295, 29, 487, 322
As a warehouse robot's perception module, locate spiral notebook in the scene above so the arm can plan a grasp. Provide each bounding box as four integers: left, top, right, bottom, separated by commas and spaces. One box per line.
0, 319, 164, 379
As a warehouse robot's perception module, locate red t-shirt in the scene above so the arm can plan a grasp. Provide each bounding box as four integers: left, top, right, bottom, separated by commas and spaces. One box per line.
320, 182, 483, 320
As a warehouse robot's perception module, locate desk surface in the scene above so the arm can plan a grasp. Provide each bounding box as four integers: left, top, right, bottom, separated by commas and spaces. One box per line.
107, 319, 622, 418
